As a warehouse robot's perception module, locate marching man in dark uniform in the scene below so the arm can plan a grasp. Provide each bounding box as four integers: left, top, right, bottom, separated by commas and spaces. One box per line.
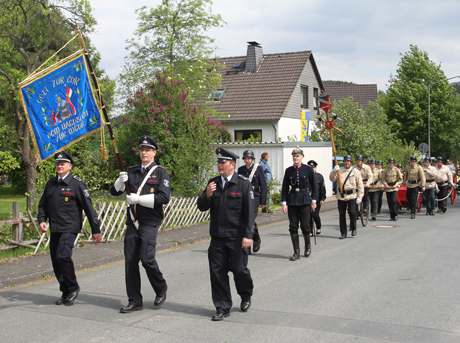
281, 148, 318, 261
237, 150, 267, 253
197, 148, 255, 321
329, 155, 364, 239
38, 151, 102, 306
404, 156, 426, 219
307, 160, 326, 235
111, 136, 170, 313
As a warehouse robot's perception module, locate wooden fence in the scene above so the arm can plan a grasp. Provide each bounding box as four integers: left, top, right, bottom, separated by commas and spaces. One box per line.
1, 197, 209, 254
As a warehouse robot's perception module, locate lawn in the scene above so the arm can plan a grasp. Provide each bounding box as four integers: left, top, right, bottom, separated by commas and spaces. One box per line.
0, 185, 27, 220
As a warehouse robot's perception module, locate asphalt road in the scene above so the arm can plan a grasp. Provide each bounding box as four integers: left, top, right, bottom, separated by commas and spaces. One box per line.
1, 205, 460, 343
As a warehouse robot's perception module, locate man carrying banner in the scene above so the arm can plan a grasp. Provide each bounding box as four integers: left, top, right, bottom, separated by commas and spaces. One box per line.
38, 152, 102, 306
434, 157, 454, 214
111, 136, 170, 313
238, 150, 267, 253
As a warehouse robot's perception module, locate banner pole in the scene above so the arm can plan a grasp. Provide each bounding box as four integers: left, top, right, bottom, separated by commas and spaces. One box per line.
76, 30, 124, 170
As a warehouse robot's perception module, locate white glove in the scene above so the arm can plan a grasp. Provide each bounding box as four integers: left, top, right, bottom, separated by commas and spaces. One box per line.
126, 193, 140, 205
114, 172, 128, 192
356, 197, 362, 205
334, 165, 340, 171
138, 194, 155, 209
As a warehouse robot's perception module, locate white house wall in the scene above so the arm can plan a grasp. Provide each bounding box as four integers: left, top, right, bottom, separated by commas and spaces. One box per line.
277, 117, 302, 141
212, 142, 333, 199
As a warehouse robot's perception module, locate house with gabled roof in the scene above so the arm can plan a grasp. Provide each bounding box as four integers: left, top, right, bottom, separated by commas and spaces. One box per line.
323, 80, 378, 108
208, 42, 324, 142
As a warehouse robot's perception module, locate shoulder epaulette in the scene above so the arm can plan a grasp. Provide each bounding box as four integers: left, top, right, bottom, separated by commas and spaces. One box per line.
72, 175, 83, 182
127, 165, 138, 171
238, 174, 249, 181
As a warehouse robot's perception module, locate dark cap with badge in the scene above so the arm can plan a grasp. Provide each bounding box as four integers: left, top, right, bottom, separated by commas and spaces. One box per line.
54, 151, 73, 164
388, 158, 395, 163
409, 156, 417, 161
343, 155, 352, 162
436, 156, 445, 163
356, 154, 364, 161
368, 159, 375, 164
307, 160, 318, 167
139, 135, 158, 150
216, 148, 239, 162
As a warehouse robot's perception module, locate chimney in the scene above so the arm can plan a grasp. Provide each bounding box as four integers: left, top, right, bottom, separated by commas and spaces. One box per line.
245, 41, 263, 73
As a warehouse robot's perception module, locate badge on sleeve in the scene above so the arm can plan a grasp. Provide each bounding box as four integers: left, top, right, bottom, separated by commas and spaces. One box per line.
163, 179, 170, 187
83, 189, 90, 198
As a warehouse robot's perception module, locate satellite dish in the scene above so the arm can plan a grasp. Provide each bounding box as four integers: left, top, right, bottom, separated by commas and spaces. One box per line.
418, 143, 429, 154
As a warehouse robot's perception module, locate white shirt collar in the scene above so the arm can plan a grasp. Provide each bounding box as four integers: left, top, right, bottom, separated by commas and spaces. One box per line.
58, 172, 70, 181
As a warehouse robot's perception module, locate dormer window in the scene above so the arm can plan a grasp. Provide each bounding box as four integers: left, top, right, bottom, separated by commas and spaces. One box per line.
209, 89, 225, 101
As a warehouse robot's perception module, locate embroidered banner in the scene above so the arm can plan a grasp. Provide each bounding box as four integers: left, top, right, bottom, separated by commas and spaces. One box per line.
19, 53, 103, 160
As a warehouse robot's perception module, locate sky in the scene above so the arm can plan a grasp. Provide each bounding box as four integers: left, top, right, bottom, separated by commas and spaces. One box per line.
88, 0, 460, 91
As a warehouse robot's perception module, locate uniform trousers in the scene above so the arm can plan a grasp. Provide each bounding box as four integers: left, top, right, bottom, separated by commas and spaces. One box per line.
368, 191, 379, 218
288, 205, 312, 239
423, 188, 435, 214
310, 202, 322, 232
124, 222, 167, 304
337, 199, 357, 236
50, 232, 79, 294
437, 185, 449, 212
386, 191, 398, 219
253, 196, 261, 243
362, 187, 369, 212
208, 237, 253, 311
407, 187, 419, 215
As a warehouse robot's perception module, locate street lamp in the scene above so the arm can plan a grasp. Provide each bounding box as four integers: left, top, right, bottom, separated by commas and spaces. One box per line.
427, 75, 460, 157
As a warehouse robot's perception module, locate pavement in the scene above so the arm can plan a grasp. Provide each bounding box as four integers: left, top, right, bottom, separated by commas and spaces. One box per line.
0, 199, 337, 289
1, 199, 460, 343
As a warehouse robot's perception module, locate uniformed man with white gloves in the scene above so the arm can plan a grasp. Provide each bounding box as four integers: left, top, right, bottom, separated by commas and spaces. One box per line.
111, 136, 171, 313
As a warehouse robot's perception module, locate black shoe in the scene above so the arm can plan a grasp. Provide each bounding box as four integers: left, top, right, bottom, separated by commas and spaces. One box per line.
63, 288, 79, 306
410, 213, 415, 219
289, 251, 300, 261
316, 228, 321, 235
304, 243, 311, 257
240, 298, 251, 312
339, 234, 346, 239
253, 238, 261, 253
55, 293, 69, 305
371, 217, 376, 221
351, 230, 357, 237
310, 232, 313, 237
154, 293, 167, 306
211, 310, 230, 321
120, 302, 143, 313
429, 212, 435, 216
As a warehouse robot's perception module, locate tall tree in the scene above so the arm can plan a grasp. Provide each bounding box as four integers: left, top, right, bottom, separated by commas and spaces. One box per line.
0, 0, 112, 207
120, 0, 224, 100
383, 45, 459, 158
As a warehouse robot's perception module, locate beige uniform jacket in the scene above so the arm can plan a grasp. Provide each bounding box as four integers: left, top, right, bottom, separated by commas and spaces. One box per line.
330, 167, 364, 201
357, 164, 373, 188
381, 166, 403, 192
368, 167, 383, 192
405, 165, 426, 189
423, 165, 438, 190
435, 165, 453, 186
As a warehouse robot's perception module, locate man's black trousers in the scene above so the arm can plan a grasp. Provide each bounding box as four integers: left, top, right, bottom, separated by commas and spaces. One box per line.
50, 232, 79, 294
337, 199, 357, 236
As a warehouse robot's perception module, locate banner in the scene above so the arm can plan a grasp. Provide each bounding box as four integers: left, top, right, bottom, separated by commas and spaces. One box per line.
300, 109, 311, 142
19, 53, 103, 160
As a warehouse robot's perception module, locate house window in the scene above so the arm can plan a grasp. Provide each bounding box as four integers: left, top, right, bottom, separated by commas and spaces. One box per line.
313, 87, 319, 110
208, 89, 225, 101
301, 85, 308, 108
234, 129, 262, 142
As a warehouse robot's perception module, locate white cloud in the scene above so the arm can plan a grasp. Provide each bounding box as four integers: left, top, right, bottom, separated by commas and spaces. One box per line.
88, 0, 460, 90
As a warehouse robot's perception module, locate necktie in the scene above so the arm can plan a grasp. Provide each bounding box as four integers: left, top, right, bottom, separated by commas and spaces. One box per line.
222, 178, 226, 189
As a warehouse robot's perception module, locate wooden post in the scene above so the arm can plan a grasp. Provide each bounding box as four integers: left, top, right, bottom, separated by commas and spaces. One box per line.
11, 202, 23, 242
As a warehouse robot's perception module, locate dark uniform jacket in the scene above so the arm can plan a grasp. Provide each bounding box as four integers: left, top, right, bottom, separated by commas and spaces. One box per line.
110, 163, 171, 225
237, 164, 268, 205
197, 173, 255, 239
281, 164, 318, 206
37, 174, 100, 234
313, 172, 327, 202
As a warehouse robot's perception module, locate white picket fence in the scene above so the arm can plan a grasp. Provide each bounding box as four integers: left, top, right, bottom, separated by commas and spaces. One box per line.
34, 197, 209, 253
